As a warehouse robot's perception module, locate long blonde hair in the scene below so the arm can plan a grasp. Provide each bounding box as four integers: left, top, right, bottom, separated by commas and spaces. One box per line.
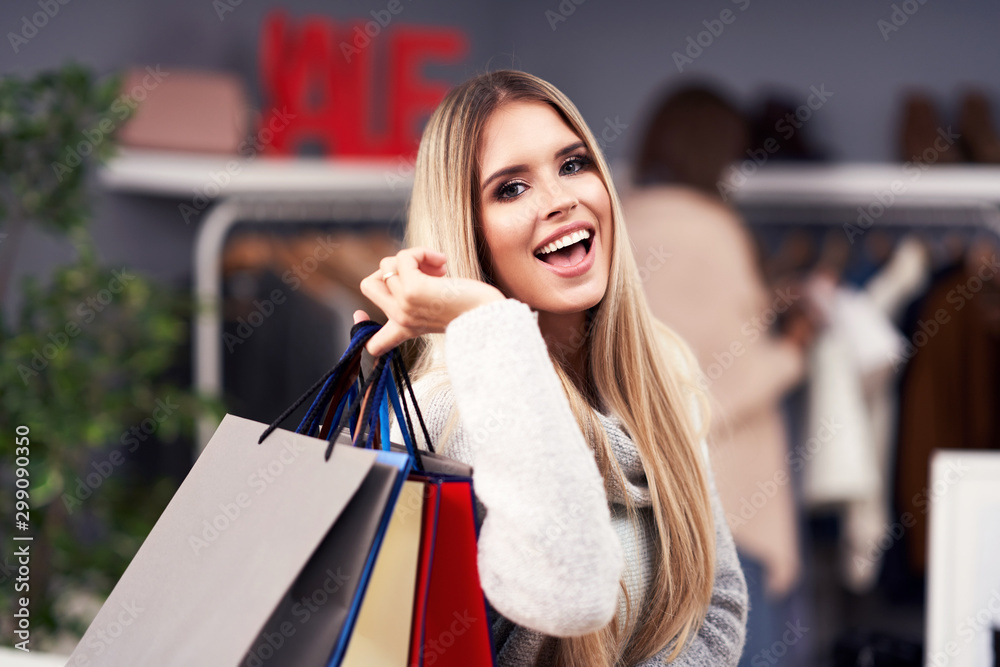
406, 70, 715, 665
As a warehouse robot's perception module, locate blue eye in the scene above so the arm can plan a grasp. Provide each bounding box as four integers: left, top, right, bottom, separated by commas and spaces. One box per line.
496, 181, 527, 200
560, 154, 592, 176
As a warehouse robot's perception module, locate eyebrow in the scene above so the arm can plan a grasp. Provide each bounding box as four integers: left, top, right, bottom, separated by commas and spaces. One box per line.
480, 141, 588, 192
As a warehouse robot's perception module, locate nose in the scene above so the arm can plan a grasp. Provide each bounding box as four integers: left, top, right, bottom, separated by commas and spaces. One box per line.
540, 178, 578, 220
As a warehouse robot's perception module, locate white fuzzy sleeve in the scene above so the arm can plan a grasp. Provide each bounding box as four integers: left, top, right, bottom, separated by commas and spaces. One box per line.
410, 298, 625, 637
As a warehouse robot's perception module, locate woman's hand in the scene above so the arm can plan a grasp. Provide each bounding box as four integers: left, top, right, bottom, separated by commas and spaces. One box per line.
782, 307, 818, 350
779, 271, 832, 351
357, 247, 505, 356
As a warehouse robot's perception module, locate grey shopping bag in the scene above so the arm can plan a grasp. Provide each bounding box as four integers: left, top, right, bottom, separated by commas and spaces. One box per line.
67, 413, 402, 667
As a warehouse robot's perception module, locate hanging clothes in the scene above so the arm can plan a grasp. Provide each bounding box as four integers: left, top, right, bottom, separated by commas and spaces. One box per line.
801, 238, 931, 592
801, 293, 882, 508
895, 256, 1000, 575
801, 286, 896, 592
844, 238, 930, 591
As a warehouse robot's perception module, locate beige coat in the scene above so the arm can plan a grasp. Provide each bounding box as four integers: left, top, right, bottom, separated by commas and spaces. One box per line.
624, 185, 804, 596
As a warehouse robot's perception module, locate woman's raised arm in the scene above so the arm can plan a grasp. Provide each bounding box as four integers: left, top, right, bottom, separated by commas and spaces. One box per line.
407, 298, 626, 637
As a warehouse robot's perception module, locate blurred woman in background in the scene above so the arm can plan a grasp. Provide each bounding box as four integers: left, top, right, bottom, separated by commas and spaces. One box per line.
624, 84, 816, 666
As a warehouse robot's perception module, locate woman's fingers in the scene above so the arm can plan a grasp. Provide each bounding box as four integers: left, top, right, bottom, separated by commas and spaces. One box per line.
360, 270, 389, 306
378, 255, 397, 274
360, 269, 414, 327
365, 253, 434, 322
403, 246, 446, 265
378, 247, 446, 277
355, 278, 421, 355
359, 247, 495, 356
393, 247, 447, 278
366, 319, 412, 357
411, 247, 448, 275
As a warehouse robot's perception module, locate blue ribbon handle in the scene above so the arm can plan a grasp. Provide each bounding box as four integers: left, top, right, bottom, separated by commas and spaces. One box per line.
385, 368, 417, 458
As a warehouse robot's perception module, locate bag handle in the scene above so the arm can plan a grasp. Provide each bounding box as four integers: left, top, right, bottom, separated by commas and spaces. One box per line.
320, 348, 427, 470
390, 352, 434, 457
297, 321, 378, 438
309, 331, 434, 462
257, 320, 379, 444
315, 360, 363, 441
257, 321, 434, 467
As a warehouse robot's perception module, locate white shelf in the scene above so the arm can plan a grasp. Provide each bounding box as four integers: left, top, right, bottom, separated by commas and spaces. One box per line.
100, 149, 1000, 210
723, 163, 1000, 206
98, 148, 413, 200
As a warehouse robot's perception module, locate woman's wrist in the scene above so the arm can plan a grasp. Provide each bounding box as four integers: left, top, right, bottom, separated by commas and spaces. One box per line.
448, 281, 505, 323
445, 294, 540, 344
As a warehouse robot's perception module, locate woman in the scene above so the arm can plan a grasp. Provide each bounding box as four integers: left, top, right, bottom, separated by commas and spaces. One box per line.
355, 70, 747, 666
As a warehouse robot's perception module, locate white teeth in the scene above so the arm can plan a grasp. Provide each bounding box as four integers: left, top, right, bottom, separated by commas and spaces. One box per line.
537, 229, 591, 255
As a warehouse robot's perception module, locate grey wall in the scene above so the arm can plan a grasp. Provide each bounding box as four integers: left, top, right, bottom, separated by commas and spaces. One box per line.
501, 0, 1000, 166
2, 0, 998, 307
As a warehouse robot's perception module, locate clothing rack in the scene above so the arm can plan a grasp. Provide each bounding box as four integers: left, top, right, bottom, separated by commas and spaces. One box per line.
725, 163, 1000, 243
738, 201, 1000, 250
193, 195, 407, 453
728, 168, 1000, 665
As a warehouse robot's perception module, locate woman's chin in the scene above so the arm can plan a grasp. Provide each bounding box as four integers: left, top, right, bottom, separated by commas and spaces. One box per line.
528, 286, 606, 317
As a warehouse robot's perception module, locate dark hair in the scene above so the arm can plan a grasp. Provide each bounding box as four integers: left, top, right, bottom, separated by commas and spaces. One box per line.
633, 84, 748, 196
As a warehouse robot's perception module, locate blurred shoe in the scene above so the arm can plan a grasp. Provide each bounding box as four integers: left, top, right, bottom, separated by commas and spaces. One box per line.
749, 94, 828, 161
959, 89, 1000, 163
898, 91, 965, 163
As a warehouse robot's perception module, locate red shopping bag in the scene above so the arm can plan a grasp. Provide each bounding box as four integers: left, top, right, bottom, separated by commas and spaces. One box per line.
409, 476, 494, 667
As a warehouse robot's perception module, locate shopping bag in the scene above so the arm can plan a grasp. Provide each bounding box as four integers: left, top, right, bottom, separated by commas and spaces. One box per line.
409, 476, 495, 667
69, 319, 494, 666
65, 412, 409, 667
277, 321, 495, 666
68, 321, 408, 666
339, 480, 425, 666
238, 459, 419, 667
240, 320, 431, 667
365, 355, 494, 666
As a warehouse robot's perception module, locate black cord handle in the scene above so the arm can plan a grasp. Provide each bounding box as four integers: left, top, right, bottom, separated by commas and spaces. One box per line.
258, 322, 435, 467
258, 320, 381, 444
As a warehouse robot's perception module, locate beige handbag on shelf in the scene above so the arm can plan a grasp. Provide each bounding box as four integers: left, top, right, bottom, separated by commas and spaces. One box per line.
116, 67, 250, 154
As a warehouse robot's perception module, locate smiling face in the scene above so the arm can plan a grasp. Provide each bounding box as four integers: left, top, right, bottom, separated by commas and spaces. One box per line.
477, 101, 613, 321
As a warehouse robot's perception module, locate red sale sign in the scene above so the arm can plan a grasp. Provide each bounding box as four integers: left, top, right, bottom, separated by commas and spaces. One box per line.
259, 11, 468, 157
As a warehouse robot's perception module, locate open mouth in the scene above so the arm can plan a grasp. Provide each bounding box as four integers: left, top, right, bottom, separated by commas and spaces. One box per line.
534, 229, 593, 268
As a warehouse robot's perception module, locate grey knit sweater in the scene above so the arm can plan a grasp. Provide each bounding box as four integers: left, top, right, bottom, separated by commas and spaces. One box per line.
406, 299, 747, 666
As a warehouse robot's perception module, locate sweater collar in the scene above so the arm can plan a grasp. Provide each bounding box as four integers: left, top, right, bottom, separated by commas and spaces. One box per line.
596, 411, 653, 508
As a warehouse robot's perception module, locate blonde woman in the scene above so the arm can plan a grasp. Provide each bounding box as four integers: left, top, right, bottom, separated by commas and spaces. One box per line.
356, 70, 747, 666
